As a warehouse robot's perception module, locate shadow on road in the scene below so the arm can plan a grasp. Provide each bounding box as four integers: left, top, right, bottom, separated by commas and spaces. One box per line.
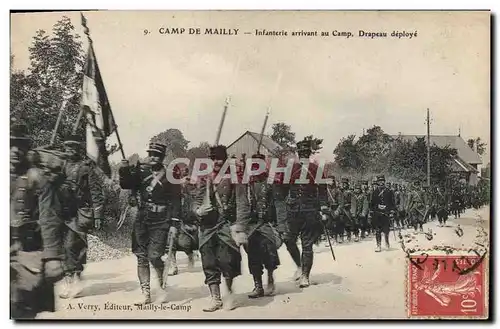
75, 280, 139, 298
153, 284, 210, 303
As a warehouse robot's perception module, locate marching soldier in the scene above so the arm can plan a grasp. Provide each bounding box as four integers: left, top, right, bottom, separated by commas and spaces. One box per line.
192, 145, 247, 312
10, 123, 65, 319
369, 175, 395, 252
350, 183, 368, 242
118, 142, 182, 304
360, 180, 371, 237
406, 180, 427, 232
58, 135, 104, 299
167, 169, 199, 276
236, 153, 282, 299
337, 177, 352, 243
436, 185, 450, 226
281, 140, 328, 288
324, 177, 340, 244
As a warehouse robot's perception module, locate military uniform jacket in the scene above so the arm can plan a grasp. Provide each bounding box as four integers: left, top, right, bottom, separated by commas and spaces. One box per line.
351, 192, 369, 218
61, 158, 104, 231
370, 187, 396, 214
405, 189, 427, 216
395, 190, 406, 212
436, 189, 449, 210
11, 167, 65, 260
235, 178, 282, 245
192, 175, 240, 252
283, 162, 328, 213
137, 165, 181, 224
335, 188, 352, 219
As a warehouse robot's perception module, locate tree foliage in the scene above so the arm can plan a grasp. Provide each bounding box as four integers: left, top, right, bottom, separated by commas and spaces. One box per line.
467, 137, 486, 155
150, 128, 190, 163
301, 135, 323, 154
186, 141, 211, 163
270, 122, 296, 149
11, 16, 85, 147
333, 127, 459, 186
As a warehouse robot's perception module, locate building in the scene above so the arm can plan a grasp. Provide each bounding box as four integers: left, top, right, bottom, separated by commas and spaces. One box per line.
227, 131, 284, 158
392, 134, 482, 185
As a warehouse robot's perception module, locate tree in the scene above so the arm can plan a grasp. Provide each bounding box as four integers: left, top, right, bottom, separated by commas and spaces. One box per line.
11, 16, 85, 148
150, 128, 190, 163
302, 135, 323, 154
333, 135, 362, 172
356, 126, 393, 174
186, 141, 211, 163
467, 137, 487, 155
270, 122, 296, 149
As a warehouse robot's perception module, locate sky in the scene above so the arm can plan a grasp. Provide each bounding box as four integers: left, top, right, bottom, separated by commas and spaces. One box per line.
10, 10, 491, 164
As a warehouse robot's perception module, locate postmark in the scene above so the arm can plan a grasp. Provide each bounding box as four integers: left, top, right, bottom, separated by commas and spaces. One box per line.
407, 254, 487, 319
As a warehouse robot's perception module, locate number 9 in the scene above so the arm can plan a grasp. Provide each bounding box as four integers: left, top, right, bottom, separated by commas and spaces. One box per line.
144, 29, 149, 35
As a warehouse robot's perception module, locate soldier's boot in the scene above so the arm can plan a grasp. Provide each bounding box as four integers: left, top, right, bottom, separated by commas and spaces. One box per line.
70, 272, 84, 298
153, 266, 168, 303
248, 274, 265, 299
285, 241, 302, 281
299, 251, 313, 288
265, 270, 276, 296
203, 284, 223, 312
134, 266, 152, 305
375, 233, 382, 252
187, 252, 195, 270
224, 277, 236, 311
168, 255, 179, 276
59, 274, 73, 299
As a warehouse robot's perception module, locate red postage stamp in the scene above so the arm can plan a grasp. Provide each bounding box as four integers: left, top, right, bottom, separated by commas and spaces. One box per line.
407, 254, 487, 318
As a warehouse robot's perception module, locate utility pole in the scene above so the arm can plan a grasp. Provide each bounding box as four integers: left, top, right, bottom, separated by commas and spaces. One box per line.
426, 108, 431, 186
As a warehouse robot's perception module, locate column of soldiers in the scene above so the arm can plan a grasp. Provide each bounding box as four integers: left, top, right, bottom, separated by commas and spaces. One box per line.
10, 124, 103, 319
12, 121, 489, 317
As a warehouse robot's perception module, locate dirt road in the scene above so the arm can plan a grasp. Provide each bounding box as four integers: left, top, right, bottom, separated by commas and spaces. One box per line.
38, 206, 489, 320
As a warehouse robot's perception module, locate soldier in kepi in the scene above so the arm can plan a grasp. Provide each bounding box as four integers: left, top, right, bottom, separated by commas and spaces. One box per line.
369, 175, 396, 252
282, 140, 328, 288
235, 153, 283, 299
10, 123, 65, 319
118, 142, 182, 304
58, 135, 104, 299
192, 145, 247, 312
336, 177, 352, 243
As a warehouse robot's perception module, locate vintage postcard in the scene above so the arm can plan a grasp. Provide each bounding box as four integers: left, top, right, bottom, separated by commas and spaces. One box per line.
9, 10, 490, 320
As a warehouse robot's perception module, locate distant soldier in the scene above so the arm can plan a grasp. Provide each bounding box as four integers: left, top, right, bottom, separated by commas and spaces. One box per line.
281, 140, 328, 288
236, 153, 282, 298
350, 183, 368, 242
192, 145, 247, 312
10, 123, 65, 319
435, 185, 450, 226
360, 180, 371, 237
406, 180, 427, 232
369, 175, 395, 252
337, 177, 352, 242
450, 184, 462, 219
393, 184, 406, 229
58, 135, 104, 299
324, 177, 340, 244
118, 142, 182, 304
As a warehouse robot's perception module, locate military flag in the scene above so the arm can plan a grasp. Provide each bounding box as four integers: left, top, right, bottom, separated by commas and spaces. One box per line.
80, 13, 120, 177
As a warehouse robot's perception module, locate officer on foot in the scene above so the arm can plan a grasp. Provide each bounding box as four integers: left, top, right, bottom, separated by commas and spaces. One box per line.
369, 175, 395, 252
119, 142, 182, 304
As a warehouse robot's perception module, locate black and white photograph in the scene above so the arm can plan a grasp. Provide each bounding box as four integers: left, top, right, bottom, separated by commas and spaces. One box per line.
8, 10, 491, 320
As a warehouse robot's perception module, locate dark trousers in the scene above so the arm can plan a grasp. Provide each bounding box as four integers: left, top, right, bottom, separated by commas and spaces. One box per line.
244, 231, 280, 276
199, 235, 241, 286
63, 224, 87, 275
284, 211, 321, 274
372, 212, 390, 244
437, 208, 448, 224
132, 220, 170, 268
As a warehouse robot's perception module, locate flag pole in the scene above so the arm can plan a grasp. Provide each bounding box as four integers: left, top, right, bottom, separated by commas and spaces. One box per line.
79, 12, 126, 160
51, 97, 68, 145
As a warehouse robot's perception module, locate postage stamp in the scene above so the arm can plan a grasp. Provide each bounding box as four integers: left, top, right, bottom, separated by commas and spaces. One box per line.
407, 254, 487, 319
